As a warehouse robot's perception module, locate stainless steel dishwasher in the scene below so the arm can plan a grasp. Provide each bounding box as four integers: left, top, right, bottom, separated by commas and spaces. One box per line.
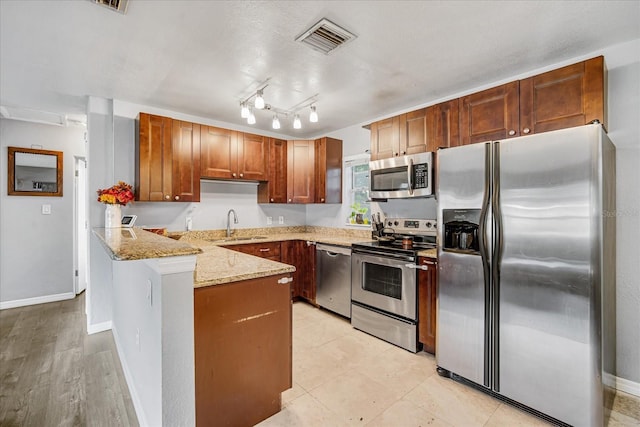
316, 243, 352, 318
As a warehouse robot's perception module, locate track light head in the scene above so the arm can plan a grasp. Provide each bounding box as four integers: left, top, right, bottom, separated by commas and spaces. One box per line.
309, 105, 318, 123
293, 114, 302, 129
254, 90, 265, 110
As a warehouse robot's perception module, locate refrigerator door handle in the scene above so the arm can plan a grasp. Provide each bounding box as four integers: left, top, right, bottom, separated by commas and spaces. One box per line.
491, 141, 503, 392
479, 142, 492, 388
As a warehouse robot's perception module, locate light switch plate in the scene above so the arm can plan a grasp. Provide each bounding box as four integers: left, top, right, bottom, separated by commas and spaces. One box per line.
266, 216, 272, 225
278, 216, 284, 225
42, 204, 51, 215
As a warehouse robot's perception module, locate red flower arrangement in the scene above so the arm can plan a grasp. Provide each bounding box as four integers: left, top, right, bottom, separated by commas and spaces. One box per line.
97, 181, 135, 206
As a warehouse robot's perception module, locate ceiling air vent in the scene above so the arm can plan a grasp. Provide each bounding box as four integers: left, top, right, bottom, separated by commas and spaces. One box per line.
295, 18, 356, 55
90, 0, 128, 14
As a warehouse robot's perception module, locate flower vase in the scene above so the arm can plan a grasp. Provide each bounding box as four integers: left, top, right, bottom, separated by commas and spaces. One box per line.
105, 204, 122, 229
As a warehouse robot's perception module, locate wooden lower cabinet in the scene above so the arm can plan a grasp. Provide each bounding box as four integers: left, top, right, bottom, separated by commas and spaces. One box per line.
281, 240, 316, 302
194, 275, 292, 426
418, 257, 438, 354
222, 241, 281, 262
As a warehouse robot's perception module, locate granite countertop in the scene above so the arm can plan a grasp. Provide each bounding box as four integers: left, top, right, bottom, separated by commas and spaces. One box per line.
95, 225, 438, 288
93, 227, 202, 261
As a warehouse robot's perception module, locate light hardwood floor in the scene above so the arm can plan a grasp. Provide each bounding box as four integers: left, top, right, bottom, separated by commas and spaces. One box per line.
0, 293, 138, 427
1, 295, 639, 426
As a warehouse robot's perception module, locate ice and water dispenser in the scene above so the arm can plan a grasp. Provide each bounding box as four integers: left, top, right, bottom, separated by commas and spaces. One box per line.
443, 209, 481, 254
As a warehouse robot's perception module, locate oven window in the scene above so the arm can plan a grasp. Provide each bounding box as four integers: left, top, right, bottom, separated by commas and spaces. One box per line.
362, 262, 402, 299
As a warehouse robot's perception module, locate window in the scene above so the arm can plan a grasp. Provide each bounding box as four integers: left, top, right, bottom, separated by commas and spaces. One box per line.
345, 155, 370, 225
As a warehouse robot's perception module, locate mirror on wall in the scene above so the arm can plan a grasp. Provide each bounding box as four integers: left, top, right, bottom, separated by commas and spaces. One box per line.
8, 146, 63, 197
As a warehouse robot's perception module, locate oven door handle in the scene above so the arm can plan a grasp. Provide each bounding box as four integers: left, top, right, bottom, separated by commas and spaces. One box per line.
404, 263, 429, 271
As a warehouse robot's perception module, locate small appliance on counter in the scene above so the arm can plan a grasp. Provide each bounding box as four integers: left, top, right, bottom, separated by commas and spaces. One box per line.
351, 217, 437, 352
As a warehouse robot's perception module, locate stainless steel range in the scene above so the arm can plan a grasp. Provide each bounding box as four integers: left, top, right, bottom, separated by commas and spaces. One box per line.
351, 217, 436, 352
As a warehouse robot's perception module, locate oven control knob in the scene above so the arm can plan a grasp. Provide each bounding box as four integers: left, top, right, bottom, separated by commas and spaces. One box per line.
394, 220, 399, 226
426, 222, 432, 228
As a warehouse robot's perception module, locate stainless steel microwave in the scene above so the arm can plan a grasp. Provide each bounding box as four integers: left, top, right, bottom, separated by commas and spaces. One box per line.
369, 152, 433, 199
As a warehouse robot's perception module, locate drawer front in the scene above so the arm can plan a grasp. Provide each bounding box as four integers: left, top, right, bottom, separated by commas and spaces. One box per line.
227, 242, 281, 259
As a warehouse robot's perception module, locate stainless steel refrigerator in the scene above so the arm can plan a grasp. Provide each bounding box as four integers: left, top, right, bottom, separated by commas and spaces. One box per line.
436, 124, 616, 426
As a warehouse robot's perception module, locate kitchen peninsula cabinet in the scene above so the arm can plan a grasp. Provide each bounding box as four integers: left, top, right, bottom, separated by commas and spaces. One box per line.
194, 275, 292, 426
314, 137, 343, 204
418, 257, 437, 354
281, 240, 316, 302
287, 140, 315, 204
200, 126, 267, 181
258, 138, 288, 203
136, 113, 200, 202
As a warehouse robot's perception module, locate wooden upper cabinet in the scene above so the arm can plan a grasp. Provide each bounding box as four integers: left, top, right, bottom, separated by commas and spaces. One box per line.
427, 99, 460, 150
258, 138, 287, 203
200, 125, 238, 179
370, 117, 399, 160
172, 120, 200, 202
460, 81, 520, 145
200, 127, 266, 180
136, 113, 201, 202
399, 108, 428, 156
314, 137, 343, 204
238, 132, 267, 180
137, 113, 173, 201
287, 140, 315, 204
520, 56, 606, 135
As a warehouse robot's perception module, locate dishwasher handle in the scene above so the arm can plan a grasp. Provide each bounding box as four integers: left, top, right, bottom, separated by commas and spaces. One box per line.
316, 243, 351, 256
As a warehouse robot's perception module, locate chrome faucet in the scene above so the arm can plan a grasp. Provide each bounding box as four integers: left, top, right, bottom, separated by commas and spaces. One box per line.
226, 209, 238, 237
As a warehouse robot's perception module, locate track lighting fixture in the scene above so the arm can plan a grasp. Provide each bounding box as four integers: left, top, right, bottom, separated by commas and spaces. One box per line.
272, 115, 281, 130
254, 89, 265, 110
240, 102, 249, 119
238, 83, 319, 129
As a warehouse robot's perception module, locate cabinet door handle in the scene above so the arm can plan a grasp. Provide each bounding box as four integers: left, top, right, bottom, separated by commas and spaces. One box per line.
277, 277, 293, 284
270, 198, 274, 202
232, 173, 237, 178
394, 152, 399, 156
522, 128, 531, 134
508, 130, 516, 136
164, 195, 170, 200
288, 199, 292, 203
401, 151, 406, 155
405, 263, 429, 270
239, 173, 244, 178
174, 195, 180, 201
320, 198, 325, 202
259, 248, 270, 252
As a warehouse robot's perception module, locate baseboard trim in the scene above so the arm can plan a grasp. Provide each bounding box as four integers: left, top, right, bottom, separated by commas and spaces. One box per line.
87, 321, 112, 335
605, 373, 640, 397
0, 292, 75, 310
112, 326, 148, 427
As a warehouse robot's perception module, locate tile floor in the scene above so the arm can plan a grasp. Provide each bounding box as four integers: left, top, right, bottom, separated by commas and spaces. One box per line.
258, 302, 640, 427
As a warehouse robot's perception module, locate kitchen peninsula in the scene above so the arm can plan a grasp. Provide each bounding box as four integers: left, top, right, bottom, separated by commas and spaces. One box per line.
92, 225, 376, 426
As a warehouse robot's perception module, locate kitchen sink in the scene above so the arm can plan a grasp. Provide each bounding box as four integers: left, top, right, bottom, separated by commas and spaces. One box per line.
206, 236, 269, 243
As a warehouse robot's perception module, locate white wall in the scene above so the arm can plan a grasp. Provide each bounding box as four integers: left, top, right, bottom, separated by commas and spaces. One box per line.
0, 119, 85, 306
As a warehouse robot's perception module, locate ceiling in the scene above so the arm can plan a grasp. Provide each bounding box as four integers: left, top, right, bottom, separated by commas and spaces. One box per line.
1, 1, 639, 137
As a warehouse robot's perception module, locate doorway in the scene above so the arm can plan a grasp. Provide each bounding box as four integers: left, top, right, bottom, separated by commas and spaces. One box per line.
74, 157, 88, 296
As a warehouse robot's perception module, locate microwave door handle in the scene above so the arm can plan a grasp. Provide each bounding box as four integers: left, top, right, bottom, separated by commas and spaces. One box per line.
407, 158, 414, 195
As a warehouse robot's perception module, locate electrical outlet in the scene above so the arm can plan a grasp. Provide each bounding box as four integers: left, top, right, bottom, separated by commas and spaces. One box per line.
42, 204, 51, 215
186, 217, 193, 231
278, 216, 284, 225
266, 216, 272, 225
